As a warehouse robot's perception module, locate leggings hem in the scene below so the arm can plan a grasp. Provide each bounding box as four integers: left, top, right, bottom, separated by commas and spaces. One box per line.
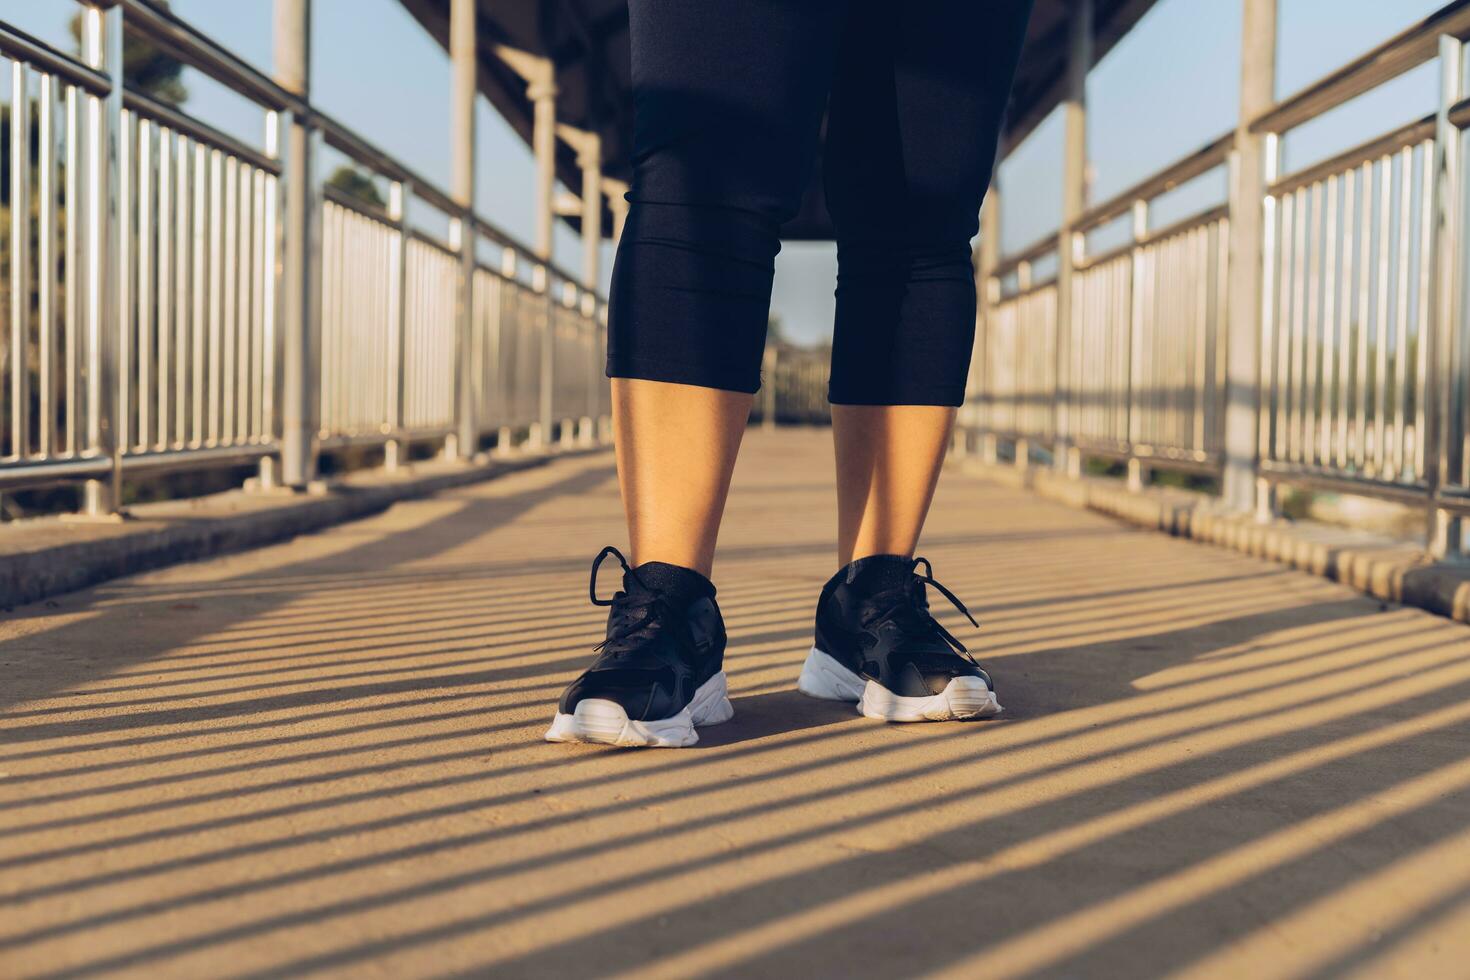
827, 386, 967, 409
607, 355, 762, 395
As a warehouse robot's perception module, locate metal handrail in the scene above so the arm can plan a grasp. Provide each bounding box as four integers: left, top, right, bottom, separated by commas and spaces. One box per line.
993, 233, 1059, 279
121, 0, 300, 112
1268, 115, 1436, 194
123, 88, 282, 174
0, 0, 613, 517
1073, 132, 1233, 235
1249, 0, 1470, 135
969, 0, 1470, 558
0, 21, 110, 95
315, 109, 592, 292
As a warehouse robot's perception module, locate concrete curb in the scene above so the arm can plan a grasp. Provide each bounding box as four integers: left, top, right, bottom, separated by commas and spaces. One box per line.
0, 451, 597, 610
957, 458, 1470, 625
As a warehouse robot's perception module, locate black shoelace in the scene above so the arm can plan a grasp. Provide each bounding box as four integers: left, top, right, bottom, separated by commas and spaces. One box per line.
588, 546, 674, 660
860, 556, 980, 662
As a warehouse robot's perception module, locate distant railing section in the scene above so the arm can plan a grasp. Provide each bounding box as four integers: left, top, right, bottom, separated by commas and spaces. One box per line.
965, 0, 1470, 554
0, 0, 611, 516
1, 15, 113, 500
751, 345, 831, 426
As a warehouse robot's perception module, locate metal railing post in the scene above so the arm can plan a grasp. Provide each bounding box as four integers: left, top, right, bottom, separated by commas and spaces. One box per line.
1053, 0, 1091, 472
603, 177, 629, 244
78, 3, 123, 516
495, 247, 518, 455
1428, 33, 1465, 559
1223, 0, 1278, 515
273, 0, 320, 489
491, 45, 558, 451
580, 291, 598, 444
449, 0, 477, 460
762, 347, 778, 429
1125, 198, 1148, 488
1253, 131, 1283, 524
532, 263, 551, 449
975, 184, 1001, 451
385, 180, 410, 470
558, 123, 604, 444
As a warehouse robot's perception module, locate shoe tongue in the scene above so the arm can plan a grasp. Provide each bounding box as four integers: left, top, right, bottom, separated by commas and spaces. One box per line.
842, 554, 916, 594
627, 561, 716, 605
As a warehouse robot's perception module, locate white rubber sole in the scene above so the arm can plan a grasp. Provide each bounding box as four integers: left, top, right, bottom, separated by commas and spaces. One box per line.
544, 671, 734, 748
797, 647, 1003, 722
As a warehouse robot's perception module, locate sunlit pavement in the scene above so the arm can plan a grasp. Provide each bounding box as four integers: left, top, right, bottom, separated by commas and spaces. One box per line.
5, 428, 1470, 978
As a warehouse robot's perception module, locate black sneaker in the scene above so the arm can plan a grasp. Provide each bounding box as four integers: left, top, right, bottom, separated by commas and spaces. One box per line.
546, 546, 733, 747
797, 554, 1002, 722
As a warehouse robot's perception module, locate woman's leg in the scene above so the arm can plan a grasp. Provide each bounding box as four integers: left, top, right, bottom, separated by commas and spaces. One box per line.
824, 0, 1034, 564
612, 379, 751, 578
605, 0, 841, 576
832, 404, 955, 566
548, 0, 841, 746
796, 0, 1034, 723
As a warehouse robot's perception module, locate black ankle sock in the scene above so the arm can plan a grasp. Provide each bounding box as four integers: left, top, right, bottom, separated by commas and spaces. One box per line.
631, 561, 717, 604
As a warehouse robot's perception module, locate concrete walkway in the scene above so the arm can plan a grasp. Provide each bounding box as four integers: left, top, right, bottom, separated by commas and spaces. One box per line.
5, 429, 1470, 979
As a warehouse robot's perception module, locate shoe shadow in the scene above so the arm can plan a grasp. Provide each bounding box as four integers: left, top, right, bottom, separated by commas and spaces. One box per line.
696, 688, 858, 748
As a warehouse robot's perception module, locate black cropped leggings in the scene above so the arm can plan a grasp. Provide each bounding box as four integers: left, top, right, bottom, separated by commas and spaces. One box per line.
605, 0, 1035, 406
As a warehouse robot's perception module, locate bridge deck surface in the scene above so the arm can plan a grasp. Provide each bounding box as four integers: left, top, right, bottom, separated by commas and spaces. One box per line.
4, 428, 1470, 978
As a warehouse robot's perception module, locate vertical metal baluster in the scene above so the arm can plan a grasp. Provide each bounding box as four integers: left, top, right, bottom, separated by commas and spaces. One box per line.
343, 207, 355, 432
1373, 155, 1392, 478
1258, 170, 1281, 479
374, 216, 386, 431
1302, 181, 1323, 466
236, 164, 253, 443
191, 140, 206, 447
1336, 166, 1356, 469
1194, 227, 1210, 453
345, 206, 355, 433
1318, 175, 1339, 465
38, 74, 56, 459
1215, 217, 1232, 456
207, 148, 223, 445
1108, 261, 1118, 444
1355, 161, 1372, 471
336, 207, 349, 432
334, 207, 348, 433
316, 202, 332, 433
1161, 238, 1175, 450
1183, 232, 1195, 453
404, 243, 415, 430
1164, 236, 1178, 451
367, 216, 380, 432
357, 210, 370, 431
252, 168, 266, 441
262, 170, 279, 446
1275, 191, 1296, 465
318, 203, 334, 434
116, 109, 131, 458
1155, 238, 1170, 451
352, 212, 366, 432
177, 136, 192, 448
222, 154, 238, 443
1415, 140, 1434, 483
137, 117, 153, 452
10, 62, 32, 460
157, 127, 172, 450
65, 84, 80, 457
1393, 146, 1413, 480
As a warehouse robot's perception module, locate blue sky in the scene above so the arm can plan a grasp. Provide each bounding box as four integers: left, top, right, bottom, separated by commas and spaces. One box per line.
1, 0, 1450, 344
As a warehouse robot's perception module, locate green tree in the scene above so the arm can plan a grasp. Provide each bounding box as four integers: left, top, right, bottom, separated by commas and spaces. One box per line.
69, 2, 188, 106
325, 166, 386, 208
